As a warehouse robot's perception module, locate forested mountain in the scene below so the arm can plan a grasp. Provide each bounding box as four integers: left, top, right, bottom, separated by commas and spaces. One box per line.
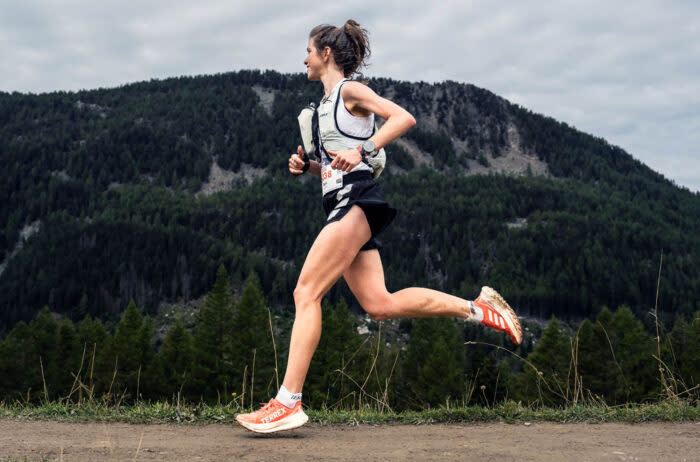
0, 70, 698, 333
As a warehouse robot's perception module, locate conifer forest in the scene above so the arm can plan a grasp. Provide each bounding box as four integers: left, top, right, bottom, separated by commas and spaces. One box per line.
0, 70, 697, 409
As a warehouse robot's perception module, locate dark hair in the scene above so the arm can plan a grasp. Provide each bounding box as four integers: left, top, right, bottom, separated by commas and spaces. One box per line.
309, 19, 371, 78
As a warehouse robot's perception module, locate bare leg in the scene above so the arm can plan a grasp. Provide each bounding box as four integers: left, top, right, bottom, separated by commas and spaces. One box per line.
281, 206, 372, 394
343, 249, 476, 321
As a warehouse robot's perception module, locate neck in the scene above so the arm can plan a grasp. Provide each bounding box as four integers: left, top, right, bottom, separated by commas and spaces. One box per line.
320, 68, 346, 99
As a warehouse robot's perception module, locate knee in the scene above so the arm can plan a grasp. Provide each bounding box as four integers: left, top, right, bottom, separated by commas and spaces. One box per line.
293, 284, 318, 312
361, 295, 393, 321
367, 310, 388, 321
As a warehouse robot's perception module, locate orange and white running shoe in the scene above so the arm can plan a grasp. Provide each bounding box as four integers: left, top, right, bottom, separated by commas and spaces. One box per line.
473, 286, 522, 345
235, 398, 308, 433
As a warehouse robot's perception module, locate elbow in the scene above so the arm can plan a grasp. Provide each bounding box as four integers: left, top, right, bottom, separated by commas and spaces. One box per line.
406, 113, 416, 130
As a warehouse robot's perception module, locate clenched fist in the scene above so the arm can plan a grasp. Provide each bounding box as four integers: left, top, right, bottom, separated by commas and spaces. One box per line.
289, 145, 309, 175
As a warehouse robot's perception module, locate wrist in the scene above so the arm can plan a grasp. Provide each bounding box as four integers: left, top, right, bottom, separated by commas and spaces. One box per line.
310, 160, 321, 176
355, 145, 367, 161
359, 140, 377, 158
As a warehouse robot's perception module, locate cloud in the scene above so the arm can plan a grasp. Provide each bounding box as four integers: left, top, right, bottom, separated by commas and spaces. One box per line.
1, 0, 698, 190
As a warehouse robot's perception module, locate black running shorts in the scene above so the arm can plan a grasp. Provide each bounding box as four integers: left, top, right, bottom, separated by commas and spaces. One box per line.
322, 171, 397, 251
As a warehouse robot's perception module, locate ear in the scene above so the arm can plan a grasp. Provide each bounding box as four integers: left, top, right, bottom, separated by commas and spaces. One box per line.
322, 46, 331, 61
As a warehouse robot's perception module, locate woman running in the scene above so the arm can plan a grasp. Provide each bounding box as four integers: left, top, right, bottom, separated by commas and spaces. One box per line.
235, 19, 522, 433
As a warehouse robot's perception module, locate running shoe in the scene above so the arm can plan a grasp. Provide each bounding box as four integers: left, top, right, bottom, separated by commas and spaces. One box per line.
235, 398, 308, 433
473, 286, 522, 345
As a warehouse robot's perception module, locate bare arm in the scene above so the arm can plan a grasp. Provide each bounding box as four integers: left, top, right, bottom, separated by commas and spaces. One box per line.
341, 81, 416, 150
329, 81, 416, 172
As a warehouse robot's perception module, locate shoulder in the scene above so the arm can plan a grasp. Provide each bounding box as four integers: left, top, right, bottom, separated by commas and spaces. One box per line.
340, 81, 379, 116
340, 81, 378, 100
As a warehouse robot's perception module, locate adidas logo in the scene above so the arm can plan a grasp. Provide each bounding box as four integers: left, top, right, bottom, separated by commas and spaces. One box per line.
485, 309, 505, 329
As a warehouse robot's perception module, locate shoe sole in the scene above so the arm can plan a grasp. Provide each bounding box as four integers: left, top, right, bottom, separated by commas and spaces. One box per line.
480, 286, 522, 345
236, 410, 309, 434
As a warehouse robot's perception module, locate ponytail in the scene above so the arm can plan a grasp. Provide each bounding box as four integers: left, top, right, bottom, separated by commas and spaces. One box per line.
310, 20, 371, 78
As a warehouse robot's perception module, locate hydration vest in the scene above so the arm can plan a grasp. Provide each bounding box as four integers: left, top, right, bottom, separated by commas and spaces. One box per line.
297, 79, 386, 183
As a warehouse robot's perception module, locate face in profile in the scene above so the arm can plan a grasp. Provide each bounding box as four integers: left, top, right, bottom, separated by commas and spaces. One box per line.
304, 38, 323, 81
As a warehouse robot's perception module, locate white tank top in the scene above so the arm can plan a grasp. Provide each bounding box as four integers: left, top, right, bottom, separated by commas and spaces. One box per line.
317, 79, 374, 195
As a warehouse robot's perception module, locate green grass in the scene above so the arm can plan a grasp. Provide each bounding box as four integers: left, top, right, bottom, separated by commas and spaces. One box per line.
0, 400, 697, 425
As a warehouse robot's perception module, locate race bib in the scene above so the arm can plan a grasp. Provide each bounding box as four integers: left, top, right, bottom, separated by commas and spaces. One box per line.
321, 161, 343, 195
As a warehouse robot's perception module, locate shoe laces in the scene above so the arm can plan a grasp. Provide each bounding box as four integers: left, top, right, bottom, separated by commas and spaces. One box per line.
258, 399, 276, 411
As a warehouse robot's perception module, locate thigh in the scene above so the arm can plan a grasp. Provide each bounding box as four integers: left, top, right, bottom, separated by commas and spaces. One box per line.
343, 249, 391, 309
296, 205, 372, 302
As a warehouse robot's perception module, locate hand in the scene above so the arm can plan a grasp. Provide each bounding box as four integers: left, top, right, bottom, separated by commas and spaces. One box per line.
328, 148, 362, 172
289, 145, 308, 175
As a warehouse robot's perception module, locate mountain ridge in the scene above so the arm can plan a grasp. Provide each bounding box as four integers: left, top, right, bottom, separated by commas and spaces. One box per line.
0, 69, 697, 331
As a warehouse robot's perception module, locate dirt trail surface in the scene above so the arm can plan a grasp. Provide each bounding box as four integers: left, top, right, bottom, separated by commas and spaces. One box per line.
0, 419, 698, 461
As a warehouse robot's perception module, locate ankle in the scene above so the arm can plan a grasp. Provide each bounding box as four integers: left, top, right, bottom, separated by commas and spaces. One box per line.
465, 300, 484, 323
276, 385, 302, 408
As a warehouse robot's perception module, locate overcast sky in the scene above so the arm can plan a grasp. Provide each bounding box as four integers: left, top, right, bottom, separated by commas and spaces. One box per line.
1, 0, 698, 191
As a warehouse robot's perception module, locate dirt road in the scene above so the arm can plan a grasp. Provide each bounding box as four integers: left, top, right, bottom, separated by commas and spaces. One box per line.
0, 419, 698, 461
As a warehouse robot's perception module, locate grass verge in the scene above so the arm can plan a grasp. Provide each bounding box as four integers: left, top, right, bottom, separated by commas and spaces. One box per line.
0, 400, 697, 425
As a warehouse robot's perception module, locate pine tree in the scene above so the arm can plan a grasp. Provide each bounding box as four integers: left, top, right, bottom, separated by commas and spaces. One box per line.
473, 353, 515, 407
0, 322, 32, 399
463, 321, 519, 406
667, 311, 700, 392
576, 318, 614, 400
192, 264, 235, 401
55, 318, 78, 395
516, 316, 570, 406
609, 306, 656, 402
135, 316, 157, 399
401, 317, 465, 409
112, 299, 150, 398
75, 315, 112, 396
585, 307, 626, 403
232, 271, 276, 402
28, 306, 59, 400
159, 318, 194, 398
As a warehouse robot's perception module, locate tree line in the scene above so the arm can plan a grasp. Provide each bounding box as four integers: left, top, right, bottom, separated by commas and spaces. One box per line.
1, 265, 697, 409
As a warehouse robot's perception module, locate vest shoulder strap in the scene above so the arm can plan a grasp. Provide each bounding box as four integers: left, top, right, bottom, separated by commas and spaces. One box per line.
311, 105, 321, 161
